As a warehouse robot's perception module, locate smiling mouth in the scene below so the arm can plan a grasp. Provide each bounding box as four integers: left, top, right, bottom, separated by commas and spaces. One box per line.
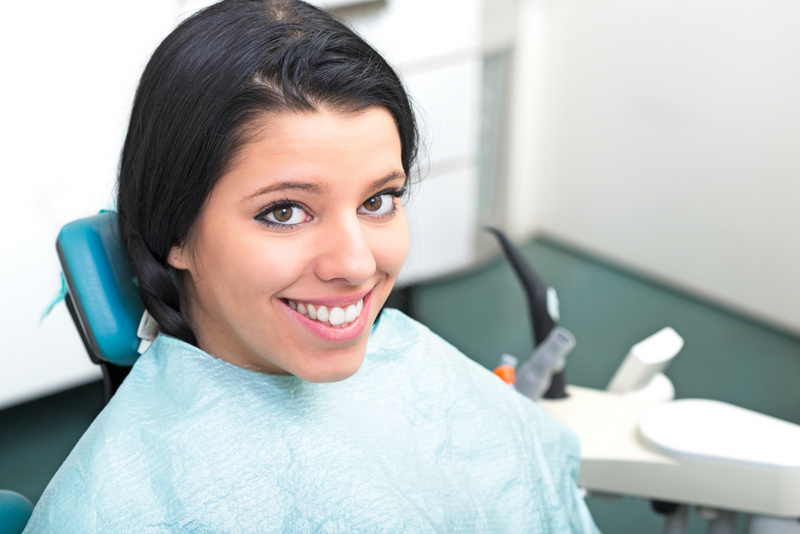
285, 298, 364, 328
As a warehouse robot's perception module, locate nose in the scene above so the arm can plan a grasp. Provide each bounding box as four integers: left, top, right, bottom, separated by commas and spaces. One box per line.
313, 215, 377, 285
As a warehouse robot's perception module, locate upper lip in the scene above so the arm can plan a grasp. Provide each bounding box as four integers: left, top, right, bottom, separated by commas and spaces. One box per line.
283, 288, 372, 308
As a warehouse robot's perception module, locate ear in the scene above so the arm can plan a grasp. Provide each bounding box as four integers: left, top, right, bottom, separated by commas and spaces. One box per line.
167, 242, 191, 270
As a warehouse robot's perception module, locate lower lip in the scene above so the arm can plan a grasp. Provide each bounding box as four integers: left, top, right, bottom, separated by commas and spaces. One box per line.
284, 291, 374, 343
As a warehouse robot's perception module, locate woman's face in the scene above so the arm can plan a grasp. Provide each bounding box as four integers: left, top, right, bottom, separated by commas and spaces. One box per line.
168, 106, 409, 382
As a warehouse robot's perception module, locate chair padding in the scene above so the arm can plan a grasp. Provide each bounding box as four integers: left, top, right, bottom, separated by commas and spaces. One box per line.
0, 490, 33, 534
56, 212, 144, 366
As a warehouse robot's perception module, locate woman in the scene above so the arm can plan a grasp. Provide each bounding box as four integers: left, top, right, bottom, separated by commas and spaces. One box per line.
25, 0, 599, 531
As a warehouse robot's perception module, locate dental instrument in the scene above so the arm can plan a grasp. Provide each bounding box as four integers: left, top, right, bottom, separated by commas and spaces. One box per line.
606, 326, 683, 403
515, 327, 576, 400
485, 227, 568, 398
493, 354, 518, 385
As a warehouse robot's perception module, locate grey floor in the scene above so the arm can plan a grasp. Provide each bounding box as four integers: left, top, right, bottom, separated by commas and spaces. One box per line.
2, 237, 798, 533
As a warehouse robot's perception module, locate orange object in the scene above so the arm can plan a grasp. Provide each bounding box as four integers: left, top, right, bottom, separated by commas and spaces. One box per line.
493, 364, 516, 385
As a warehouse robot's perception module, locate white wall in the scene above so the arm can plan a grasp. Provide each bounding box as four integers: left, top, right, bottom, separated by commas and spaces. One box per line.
503, 0, 551, 241
536, 0, 800, 334
0, 1, 191, 408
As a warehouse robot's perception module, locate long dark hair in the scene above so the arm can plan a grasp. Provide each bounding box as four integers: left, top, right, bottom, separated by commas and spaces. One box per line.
117, 0, 418, 345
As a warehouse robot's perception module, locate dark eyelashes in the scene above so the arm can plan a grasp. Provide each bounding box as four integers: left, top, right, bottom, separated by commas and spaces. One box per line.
255, 199, 299, 217
372, 186, 407, 202
386, 186, 407, 198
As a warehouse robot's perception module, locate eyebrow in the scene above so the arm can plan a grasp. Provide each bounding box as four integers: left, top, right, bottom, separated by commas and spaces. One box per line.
365, 170, 407, 194
245, 170, 406, 200
245, 181, 326, 199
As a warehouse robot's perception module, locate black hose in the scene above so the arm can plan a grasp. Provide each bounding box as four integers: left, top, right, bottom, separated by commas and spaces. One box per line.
485, 227, 567, 399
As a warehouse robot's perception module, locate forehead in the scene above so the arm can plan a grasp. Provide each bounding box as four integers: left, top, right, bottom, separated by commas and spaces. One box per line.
226, 106, 403, 181
245, 105, 399, 154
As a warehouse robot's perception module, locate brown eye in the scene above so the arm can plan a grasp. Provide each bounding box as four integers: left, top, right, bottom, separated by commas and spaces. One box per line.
362, 196, 383, 212
357, 193, 397, 218
258, 203, 309, 227
273, 206, 293, 222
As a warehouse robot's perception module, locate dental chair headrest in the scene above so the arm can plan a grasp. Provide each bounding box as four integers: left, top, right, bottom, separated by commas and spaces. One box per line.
57, 211, 144, 367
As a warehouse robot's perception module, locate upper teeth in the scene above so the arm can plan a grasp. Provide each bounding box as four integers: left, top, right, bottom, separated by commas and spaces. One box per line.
288, 298, 364, 327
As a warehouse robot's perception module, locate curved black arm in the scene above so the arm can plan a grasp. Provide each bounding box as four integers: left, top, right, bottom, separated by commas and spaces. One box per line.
485, 227, 567, 399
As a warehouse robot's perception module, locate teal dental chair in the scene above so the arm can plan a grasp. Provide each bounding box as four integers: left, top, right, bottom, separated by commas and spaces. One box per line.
0, 214, 132, 534
0, 490, 33, 534
56, 211, 144, 403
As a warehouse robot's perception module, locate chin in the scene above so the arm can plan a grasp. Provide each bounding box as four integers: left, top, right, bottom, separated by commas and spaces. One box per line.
292, 352, 366, 384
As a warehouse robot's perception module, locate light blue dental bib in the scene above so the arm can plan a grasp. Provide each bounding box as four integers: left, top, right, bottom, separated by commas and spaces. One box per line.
25, 310, 598, 533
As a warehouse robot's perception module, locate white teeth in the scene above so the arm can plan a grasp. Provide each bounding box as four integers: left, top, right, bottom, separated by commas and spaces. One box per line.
329, 307, 345, 326
288, 298, 365, 327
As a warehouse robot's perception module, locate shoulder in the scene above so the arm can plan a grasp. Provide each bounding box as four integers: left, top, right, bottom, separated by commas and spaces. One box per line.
24, 338, 200, 531
368, 309, 526, 399
368, 308, 482, 371
368, 309, 575, 440
363, 310, 593, 530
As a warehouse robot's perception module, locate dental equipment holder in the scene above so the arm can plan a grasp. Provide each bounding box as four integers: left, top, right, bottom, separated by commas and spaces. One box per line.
485, 228, 800, 533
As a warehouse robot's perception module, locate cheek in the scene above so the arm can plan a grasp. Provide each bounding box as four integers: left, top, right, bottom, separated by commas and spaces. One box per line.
237, 236, 311, 292
373, 215, 410, 276
194, 227, 304, 304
